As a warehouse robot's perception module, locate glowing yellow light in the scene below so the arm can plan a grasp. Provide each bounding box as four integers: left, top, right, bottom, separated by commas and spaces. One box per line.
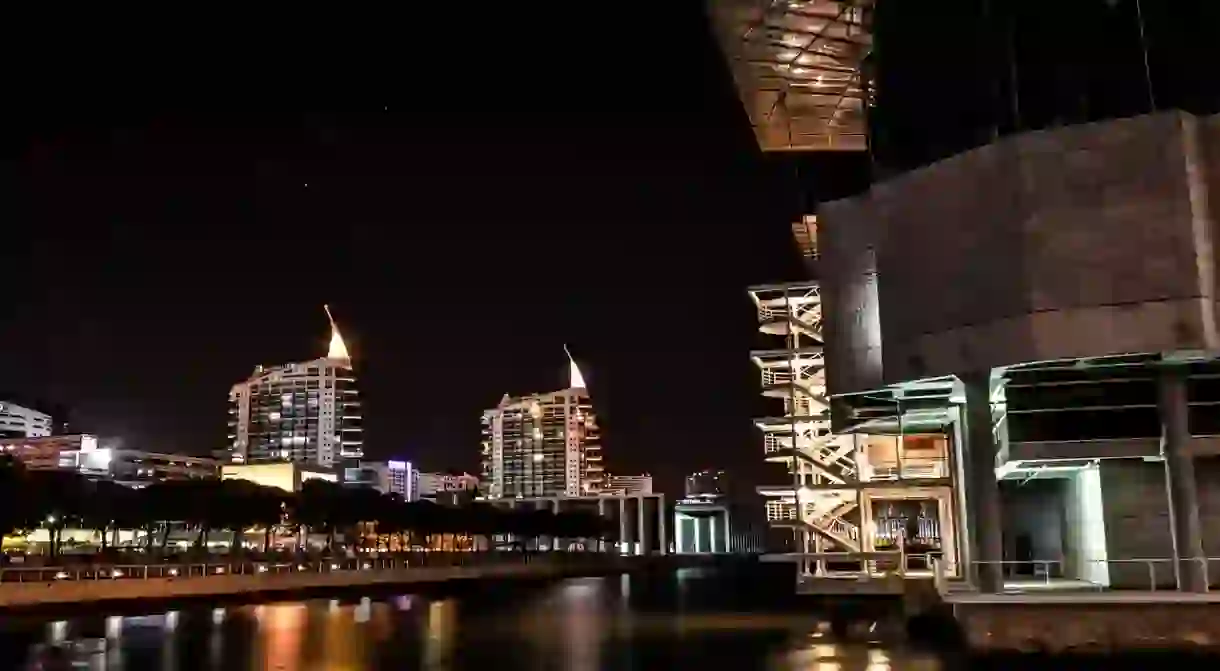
565, 344, 586, 389
324, 304, 350, 361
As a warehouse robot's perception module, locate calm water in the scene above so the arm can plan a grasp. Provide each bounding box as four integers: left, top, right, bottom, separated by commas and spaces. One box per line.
0, 567, 1193, 670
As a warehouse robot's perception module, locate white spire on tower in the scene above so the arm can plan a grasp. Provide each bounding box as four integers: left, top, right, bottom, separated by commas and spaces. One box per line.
324, 304, 350, 361
564, 344, 586, 389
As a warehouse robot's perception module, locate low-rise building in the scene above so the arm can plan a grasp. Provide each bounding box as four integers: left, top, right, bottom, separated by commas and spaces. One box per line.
685, 469, 728, 499
0, 401, 52, 439
418, 471, 479, 503
603, 474, 653, 496
73, 449, 219, 486
0, 434, 221, 486
0, 434, 101, 470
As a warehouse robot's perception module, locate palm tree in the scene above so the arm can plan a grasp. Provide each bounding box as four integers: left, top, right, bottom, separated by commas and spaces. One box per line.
25, 469, 90, 558
0, 456, 29, 541
293, 479, 345, 553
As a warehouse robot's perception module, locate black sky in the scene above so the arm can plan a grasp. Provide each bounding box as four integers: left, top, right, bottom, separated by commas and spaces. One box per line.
8, 1, 1209, 498
0, 4, 866, 497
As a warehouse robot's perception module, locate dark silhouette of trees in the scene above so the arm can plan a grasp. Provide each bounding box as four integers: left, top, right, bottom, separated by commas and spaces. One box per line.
0, 460, 617, 559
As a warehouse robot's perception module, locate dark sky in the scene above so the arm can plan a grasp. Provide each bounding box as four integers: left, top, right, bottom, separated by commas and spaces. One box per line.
9, 1, 1205, 498
0, 4, 867, 497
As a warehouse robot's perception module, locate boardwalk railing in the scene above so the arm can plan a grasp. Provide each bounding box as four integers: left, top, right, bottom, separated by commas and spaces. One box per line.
0, 551, 617, 585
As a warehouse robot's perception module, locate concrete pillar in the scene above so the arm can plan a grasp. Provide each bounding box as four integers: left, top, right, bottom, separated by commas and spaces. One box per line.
1159, 367, 1207, 592
962, 370, 1003, 593
598, 498, 607, 552
639, 497, 655, 556
618, 499, 629, 555
658, 494, 668, 555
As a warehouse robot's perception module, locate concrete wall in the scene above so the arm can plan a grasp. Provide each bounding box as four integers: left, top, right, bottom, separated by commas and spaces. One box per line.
819, 111, 1220, 395
1096, 458, 1220, 588
1099, 459, 1176, 588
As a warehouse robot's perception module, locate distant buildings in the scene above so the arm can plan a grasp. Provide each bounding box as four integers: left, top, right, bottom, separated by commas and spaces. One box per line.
0, 434, 101, 470
480, 350, 603, 498
418, 471, 479, 504
227, 306, 363, 475
0, 401, 52, 439
604, 474, 653, 496
674, 468, 763, 554
0, 434, 219, 485
75, 448, 218, 486
685, 469, 728, 500
362, 460, 419, 500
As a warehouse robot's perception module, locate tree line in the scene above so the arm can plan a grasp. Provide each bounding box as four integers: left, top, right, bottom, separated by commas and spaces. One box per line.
0, 457, 616, 558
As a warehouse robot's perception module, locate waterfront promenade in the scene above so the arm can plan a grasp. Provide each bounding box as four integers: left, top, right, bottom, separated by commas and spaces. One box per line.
0, 552, 675, 611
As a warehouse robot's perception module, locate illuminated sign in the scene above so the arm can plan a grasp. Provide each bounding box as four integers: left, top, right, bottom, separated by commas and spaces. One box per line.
388, 460, 408, 471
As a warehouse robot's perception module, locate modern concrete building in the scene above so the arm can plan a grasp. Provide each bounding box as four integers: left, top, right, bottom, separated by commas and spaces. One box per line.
418, 471, 479, 503
674, 469, 761, 554
685, 469, 729, 499
604, 474, 653, 496
709, 2, 1220, 593
480, 349, 604, 498
227, 306, 363, 473
0, 401, 52, 438
808, 111, 1220, 592
674, 497, 732, 554
488, 493, 668, 556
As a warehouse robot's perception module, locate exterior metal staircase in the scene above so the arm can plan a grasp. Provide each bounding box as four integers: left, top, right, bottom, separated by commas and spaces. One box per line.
752, 283, 864, 556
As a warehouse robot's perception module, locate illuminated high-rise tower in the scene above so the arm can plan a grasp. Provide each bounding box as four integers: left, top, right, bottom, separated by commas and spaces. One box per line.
227, 306, 363, 472
480, 348, 603, 499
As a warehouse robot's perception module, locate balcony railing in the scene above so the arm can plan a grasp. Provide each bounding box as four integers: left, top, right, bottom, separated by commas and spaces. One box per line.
0, 551, 617, 584
868, 458, 950, 481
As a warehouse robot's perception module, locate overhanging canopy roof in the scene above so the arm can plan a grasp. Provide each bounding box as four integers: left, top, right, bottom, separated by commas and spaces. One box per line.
708, 0, 873, 152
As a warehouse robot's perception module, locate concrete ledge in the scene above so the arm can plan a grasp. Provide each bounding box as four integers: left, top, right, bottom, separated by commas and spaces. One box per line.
953, 599, 1220, 652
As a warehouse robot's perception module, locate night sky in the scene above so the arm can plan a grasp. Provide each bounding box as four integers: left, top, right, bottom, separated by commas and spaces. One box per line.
7, 1, 1210, 498
0, 5, 867, 497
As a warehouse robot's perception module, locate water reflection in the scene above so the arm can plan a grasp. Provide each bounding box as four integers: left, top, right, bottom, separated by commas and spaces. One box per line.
17, 573, 948, 671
